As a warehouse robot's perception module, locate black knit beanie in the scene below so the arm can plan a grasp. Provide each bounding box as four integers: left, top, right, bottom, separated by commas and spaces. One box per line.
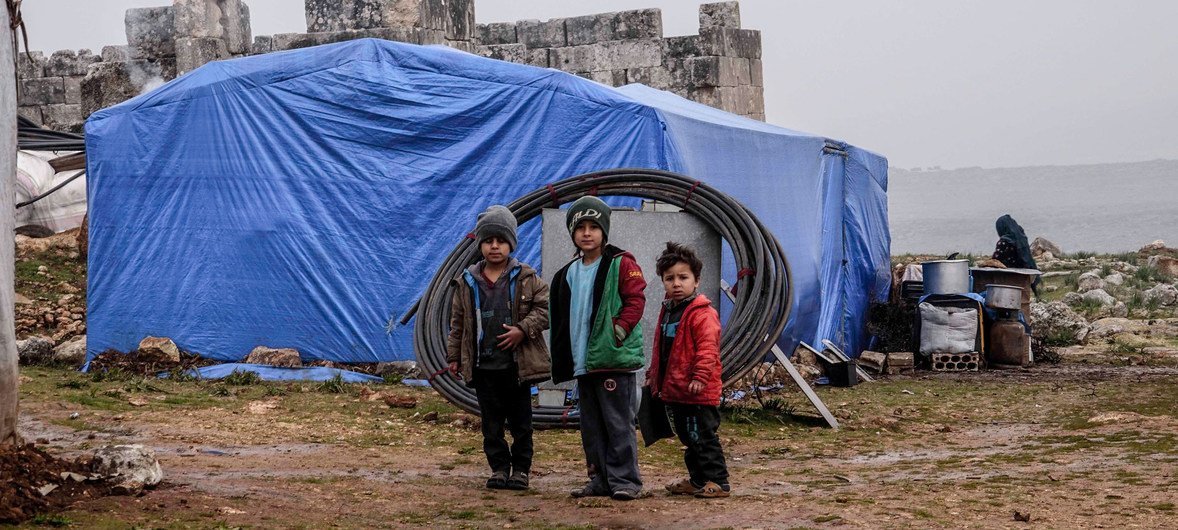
475, 205, 518, 251
565, 196, 611, 240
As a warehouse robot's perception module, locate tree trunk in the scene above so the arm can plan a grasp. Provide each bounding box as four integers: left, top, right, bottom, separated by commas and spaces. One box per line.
1, 3, 22, 445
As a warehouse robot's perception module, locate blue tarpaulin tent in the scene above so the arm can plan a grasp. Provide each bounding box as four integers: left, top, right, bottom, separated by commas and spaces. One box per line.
84, 38, 889, 369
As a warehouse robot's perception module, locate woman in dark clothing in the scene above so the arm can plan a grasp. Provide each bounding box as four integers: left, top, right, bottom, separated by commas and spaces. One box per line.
992, 214, 1040, 296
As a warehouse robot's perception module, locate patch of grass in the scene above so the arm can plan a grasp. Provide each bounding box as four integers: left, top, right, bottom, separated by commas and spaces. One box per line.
222, 369, 262, 385
1069, 251, 1097, 260
166, 366, 199, 382
382, 372, 404, 385
264, 384, 290, 397
1152, 502, 1175, 511
208, 385, 233, 397
56, 379, 88, 389
1135, 265, 1161, 282
446, 509, 480, 520
812, 514, 841, 523
317, 373, 348, 394
30, 514, 73, 527
89, 367, 136, 383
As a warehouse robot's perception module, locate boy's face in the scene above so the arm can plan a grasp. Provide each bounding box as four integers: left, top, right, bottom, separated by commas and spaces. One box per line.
661, 261, 698, 302
573, 220, 603, 254
480, 236, 511, 265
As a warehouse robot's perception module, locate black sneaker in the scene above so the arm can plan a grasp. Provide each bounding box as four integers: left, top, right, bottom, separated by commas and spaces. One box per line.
486, 470, 509, 489
506, 471, 529, 490
570, 482, 610, 498
611, 488, 641, 501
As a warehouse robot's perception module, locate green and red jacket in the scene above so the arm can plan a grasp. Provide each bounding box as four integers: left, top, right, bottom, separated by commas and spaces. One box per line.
549, 245, 646, 383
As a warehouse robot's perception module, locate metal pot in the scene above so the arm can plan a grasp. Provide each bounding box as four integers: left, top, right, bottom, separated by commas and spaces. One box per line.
985, 284, 1023, 310
922, 259, 971, 295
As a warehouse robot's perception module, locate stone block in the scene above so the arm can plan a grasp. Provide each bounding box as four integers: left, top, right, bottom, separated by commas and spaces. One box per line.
747, 112, 765, 122
64, 76, 83, 104
252, 35, 272, 55
477, 43, 526, 64
750, 58, 762, 86
175, 36, 230, 74
477, 22, 517, 45
174, 0, 251, 54
81, 63, 137, 118
664, 35, 703, 59
19, 77, 65, 106
565, 9, 661, 46
270, 27, 420, 51
126, 6, 176, 58
42, 104, 84, 132
578, 69, 627, 86
525, 48, 549, 68
17, 51, 45, 79
625, 65, 672, 89
417, 28, 446, 45
699, 2, 740, 29
45, 50, 101, 77
18, 106, 43, 125
549, 39, 663, 73
700, 27, 761, 59
517, 18, 566, 49
684, 56, 750, 87
229, 2, 252, 54
306, 0, 410, 32
101, 45, 140, 63
445, 39, 479, 53
432, 0, 473, 40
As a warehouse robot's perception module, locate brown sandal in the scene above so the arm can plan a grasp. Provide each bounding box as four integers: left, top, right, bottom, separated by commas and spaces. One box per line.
665, 479, 700, 495
694, 481, 730, 498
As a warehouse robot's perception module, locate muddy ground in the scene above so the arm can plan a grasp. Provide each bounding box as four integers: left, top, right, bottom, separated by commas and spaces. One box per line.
9, 349, 1177, 529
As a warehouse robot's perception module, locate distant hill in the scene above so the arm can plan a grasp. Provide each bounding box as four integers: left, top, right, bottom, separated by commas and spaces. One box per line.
887, 159, 1178, 254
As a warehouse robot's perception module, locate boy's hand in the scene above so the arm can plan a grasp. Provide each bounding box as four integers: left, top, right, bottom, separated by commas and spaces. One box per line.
496, 325, 524, 349
448, 362, 461, 379
688, 381, 704, 394
613, 324, 628, 342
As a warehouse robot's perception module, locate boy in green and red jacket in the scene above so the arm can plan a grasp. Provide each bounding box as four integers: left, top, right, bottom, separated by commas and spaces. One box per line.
645, 242, 730, 498
549, 196, 648, 501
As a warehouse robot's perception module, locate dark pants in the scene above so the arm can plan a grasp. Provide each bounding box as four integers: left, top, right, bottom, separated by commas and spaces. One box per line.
474, 369, 534, 474
669, 403, 729, 487
577, 372, 642, 493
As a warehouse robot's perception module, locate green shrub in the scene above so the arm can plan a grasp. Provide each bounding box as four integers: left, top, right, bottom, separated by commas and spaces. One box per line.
317, 373, 348, 394
223, 369, 262, 385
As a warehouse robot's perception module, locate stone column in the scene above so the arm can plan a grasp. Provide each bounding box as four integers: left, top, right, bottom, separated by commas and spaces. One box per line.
1, 0, 22, 446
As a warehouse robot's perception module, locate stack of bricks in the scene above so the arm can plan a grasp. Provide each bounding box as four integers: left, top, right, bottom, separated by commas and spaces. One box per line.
21, 0, 765, 134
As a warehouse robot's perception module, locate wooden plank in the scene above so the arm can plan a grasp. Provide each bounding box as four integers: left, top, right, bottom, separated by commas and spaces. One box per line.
720, 280, 839, 429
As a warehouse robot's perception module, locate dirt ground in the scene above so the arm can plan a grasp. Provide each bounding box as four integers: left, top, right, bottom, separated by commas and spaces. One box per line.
8, 348, 1177, 530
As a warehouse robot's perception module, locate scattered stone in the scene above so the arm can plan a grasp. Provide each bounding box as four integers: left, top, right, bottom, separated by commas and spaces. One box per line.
1111, 301, 1129, 318
1087, 411, 1147, 424
449, 413, 481, 431
1147, 255, 1178, 278
1030, 237, 1062, 257
244, 346, 302, 367
1140, 240, 1167, 253
1104, 272, 1124, 286
422, 411, 439, 422
91, 445, 163, 492
1038, 251, 1055, 261
1076, 271, 1104, 292
1062, 292, 1083, 306
1030, 302, 1090, 344
858, 350, 886, 372
246, 399, 280, 415
1044, 285, 1058, 293
375, 360, 420, 379
382, 395, 417, 409
1082, 289, 1116, 307
1144, 283, 1178, 307
138, 336, 181, 362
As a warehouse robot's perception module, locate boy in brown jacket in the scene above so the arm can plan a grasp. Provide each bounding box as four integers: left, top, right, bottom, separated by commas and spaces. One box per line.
447, 205, 551, 490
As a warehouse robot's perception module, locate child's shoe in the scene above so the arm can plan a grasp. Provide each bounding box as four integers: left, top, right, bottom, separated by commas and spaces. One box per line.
570, 482, 610, 498
506, 471, 529, 490
694, 481, 730, 498
486, 470, 509, 489
665, 479, 700, 495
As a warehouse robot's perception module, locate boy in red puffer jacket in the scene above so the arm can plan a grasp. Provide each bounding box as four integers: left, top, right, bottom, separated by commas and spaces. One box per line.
645, 242, 730, 499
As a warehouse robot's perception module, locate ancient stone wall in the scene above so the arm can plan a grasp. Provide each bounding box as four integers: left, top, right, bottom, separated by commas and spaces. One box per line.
18, 0, 763, 133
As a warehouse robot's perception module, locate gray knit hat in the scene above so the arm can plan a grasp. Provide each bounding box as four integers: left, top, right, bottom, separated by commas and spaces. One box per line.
475, 205, 518, 251
565, 196, 611, 239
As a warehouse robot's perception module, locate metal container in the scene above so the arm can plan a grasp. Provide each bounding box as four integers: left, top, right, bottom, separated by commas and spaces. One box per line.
921, 259, 971, 295
984, 284, 1023, 310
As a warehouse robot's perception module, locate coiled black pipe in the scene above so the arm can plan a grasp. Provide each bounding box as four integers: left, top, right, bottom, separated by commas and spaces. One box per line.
410, 168, 792, 427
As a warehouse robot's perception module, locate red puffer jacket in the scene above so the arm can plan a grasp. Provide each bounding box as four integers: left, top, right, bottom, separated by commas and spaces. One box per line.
646, 294, 722, 406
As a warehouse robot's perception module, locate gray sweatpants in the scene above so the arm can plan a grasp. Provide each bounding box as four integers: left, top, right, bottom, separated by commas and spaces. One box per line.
577, 372, 642, 493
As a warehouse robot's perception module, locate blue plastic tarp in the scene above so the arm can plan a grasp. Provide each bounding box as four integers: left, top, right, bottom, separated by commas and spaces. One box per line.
84, 38, 889, 369
166, 363, 384, 383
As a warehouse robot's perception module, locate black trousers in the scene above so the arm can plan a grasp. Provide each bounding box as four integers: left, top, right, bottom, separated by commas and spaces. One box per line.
474, 369, 534, 474
668, 403, 729, 486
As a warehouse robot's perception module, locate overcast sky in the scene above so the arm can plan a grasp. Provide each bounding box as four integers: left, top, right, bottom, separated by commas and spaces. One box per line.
21, 0, 1178, 169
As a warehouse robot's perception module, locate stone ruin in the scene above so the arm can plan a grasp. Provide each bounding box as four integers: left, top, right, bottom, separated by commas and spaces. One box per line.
18, 0, 764, 133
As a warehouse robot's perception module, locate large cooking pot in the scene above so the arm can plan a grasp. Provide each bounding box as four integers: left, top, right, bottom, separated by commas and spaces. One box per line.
985, 284, 1023, 310
922, 259, 971, 295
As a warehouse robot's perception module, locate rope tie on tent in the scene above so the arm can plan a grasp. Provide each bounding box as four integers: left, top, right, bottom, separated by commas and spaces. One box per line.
408, 168, 793, 427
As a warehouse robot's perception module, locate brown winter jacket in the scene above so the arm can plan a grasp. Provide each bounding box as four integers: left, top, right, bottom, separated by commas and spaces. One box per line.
446, 260, 551, 386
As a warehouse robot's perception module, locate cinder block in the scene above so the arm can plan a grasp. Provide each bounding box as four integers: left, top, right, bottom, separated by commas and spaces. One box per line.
517, 18, 566, 49
64, 76, 83, 105
41, 104, 84, 132
175, 36, 229, 74
101, 45, 140, 63
126, 6, 176, 58
476, 22, 518, 45
18, 77, 65, 106
251, 35, 273, 55
750, 58, 762, 86
18, 106, 43, 125
477, 43, 526, 64
625, 66, 672, 89
699, 2, 740, 29
699, 27, 761, 59
549, 39, 662, 73
17, 51, 45, 79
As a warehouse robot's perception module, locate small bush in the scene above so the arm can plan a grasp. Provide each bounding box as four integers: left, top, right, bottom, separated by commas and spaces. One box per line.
264, 384, 290, 397
1135, 265, 1160, 283
209, 385, 232, 397
90, 367, 136, 383
1069, 251, 1096, 260
223, 369, 262, 386
382, 372, 404, 385
318, 373, 348, 394
166, 366, 199, 382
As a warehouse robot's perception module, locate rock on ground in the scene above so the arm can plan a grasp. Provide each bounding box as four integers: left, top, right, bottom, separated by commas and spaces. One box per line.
1063, 292, 1083, 306
1082, 289, 1117, 307
1144, 283, 1178, 307
53, 335, 87, 367
1031, 237, 1062, 257
16, 336, 55, 365
1147, 255, 1178, 278
245, 346, 302, 367
1030, 301, 1090, 344
138, 336, 181, 362
91, 444, 163, 492
1077, 271, 1104, 292
1104, 272, 1124, 286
